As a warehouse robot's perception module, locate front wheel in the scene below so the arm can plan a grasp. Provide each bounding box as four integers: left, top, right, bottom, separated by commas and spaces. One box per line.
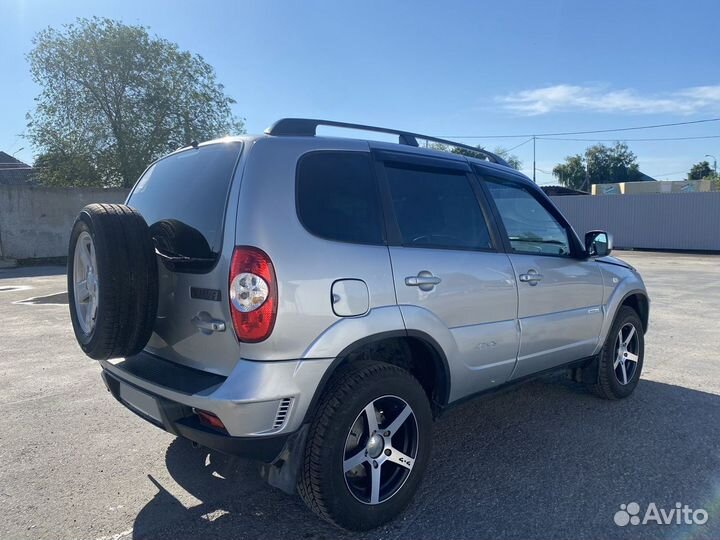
588, 306, 645, 399
298, 361, 432, 530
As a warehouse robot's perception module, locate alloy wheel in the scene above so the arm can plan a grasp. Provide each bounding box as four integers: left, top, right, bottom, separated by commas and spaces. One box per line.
614, 322, 640, 385
73, 231, 99, 334
343, 395, 419, 505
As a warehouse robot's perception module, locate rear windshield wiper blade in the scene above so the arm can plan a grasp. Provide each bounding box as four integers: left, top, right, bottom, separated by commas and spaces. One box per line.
154, 247, 216, 264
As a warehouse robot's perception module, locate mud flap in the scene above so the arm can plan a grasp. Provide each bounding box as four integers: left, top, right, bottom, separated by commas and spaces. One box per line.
570, 355, 600, 385
259, 425, 309, 495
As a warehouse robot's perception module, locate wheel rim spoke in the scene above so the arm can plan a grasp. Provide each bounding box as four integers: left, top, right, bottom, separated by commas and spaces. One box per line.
385, 448, 414, 471
76, 280, 90, 303
369, 463, 381, 504
614, 355, 622, 368
80, 247, 90, 269
84, 301, 94, 330
620, 362, 628, 384
88, 240, 96, 268
343, 449, 367, 472
364, 402, 379, 434
386, 404, 411, 437
625, 352, 639, 363
623, 326, 636, 346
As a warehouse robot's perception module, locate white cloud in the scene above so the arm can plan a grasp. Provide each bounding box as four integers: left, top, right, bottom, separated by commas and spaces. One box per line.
499, 84, 720, 115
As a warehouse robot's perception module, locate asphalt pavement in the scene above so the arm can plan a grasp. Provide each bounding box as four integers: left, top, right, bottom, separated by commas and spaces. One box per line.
1, 251, 718, 540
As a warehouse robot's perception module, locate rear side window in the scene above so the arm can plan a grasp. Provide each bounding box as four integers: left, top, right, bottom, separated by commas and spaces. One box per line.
384, 164, 492, 250
297, 152, 384, 244
129, 143, 242, 265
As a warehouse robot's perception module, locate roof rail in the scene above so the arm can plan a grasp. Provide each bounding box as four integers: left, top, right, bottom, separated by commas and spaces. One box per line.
264, 118, 509, 167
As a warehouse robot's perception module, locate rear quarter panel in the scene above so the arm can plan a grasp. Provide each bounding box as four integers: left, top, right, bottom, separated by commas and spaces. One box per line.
234, 137, 399, 360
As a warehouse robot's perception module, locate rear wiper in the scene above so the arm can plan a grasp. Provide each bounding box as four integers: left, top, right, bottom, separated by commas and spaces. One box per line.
154, 246, 215, 264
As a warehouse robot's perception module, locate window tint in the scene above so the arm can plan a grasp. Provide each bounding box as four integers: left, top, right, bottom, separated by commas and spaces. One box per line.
485, 178, 571, 256
129, 142, 242, 266
385, 165, 492, 250
297, 152, 384, 244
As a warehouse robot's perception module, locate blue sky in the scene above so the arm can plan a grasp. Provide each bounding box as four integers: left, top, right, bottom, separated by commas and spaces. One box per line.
2, 0, 719, 184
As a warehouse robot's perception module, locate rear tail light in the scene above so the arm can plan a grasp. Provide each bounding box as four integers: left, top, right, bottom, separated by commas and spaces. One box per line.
229, 246, 277, 342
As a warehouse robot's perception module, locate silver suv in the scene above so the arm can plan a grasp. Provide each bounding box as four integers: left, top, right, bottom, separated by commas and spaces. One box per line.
68, 118, 649, 530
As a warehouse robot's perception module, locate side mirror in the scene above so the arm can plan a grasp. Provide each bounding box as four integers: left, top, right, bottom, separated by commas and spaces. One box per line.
585, 230, 613, 257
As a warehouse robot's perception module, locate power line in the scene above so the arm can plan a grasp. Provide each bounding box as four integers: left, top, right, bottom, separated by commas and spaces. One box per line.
538, 134, 720, 142
438, 117, 720, 139
646, 169, 689, 177
505, 137, 534, 152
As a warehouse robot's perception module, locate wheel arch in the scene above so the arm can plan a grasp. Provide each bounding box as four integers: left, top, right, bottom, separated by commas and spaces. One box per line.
594, 284, 650, 356
620, 291, 649, 333
302, 330, 451, 423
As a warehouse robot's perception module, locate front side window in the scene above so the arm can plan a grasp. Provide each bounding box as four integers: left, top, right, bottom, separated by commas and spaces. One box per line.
297, 152, 384, 244
485, 178, 571, 256
384, 164, 492, 250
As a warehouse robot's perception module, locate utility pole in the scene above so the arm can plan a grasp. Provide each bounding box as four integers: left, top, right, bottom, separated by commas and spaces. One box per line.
532, 136, 536, 183
584, 156, 590, 192
705, 154, 717, 177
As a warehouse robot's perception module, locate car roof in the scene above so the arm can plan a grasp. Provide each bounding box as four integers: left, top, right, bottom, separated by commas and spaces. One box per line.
183, 130, 535, 187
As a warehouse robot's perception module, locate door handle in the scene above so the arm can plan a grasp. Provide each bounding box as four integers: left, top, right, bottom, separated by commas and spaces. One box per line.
405, 271, 441, 291
519, 269, 543, 286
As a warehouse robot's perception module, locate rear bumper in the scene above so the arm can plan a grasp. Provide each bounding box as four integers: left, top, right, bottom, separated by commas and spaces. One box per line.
102, 370, 290, 461
98, 351, 334, 460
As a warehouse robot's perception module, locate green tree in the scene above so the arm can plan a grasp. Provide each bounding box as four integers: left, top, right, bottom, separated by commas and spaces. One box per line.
553, 142, 640, 190
586, 142, 640, 184
448, 144, 522, 170
27, 17, 244, 187
688, 160, 714, 180
552, 154, 586, 190
493, 147, 522, 170
33, 148, 101, 187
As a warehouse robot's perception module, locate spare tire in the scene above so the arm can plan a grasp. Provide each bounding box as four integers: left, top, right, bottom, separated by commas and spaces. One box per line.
67, 203, 158, 360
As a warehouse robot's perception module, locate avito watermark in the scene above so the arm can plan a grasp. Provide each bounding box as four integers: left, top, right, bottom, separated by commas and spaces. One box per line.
614, 502, 708, 526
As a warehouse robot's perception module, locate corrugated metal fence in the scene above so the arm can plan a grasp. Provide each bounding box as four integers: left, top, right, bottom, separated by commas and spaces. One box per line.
550, 192, 720, 251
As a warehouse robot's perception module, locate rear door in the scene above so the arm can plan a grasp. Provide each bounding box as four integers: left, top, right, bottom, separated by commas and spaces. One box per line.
479, 172, 604, 379
127, 142, 244, 375
376, 151, 519, 401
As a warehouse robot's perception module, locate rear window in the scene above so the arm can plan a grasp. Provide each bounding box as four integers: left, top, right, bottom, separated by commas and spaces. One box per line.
129, 142, 242, 266
296, 152, 384, 245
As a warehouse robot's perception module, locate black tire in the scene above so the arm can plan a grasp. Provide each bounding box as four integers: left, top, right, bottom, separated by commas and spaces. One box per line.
67, 203, 158, 360
588, 306, 645, 399
298, 361, 432, 531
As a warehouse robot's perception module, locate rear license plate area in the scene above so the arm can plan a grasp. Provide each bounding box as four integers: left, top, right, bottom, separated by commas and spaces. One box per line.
119, 383, 163, 424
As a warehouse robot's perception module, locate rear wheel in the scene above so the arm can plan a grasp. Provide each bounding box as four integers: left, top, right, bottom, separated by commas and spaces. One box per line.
67, 204, 158, 360
298, 361, 432, 530
588, 306, 644, 399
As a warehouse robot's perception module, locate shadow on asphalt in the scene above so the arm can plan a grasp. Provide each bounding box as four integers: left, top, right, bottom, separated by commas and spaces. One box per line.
131, 377, 720, 540
0, 265, 66, 279
13, 291, 68, 304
